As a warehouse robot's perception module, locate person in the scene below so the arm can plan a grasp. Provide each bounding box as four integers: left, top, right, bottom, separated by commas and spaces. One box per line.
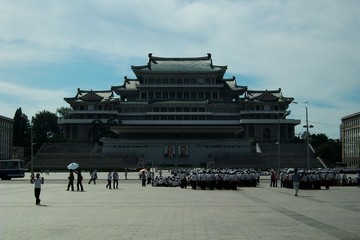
106, 171, 112, 189
292, 168, 301, 196
88, 169, 97, 184
165, 145, 175, 158
67, 170, 75, 191
146, 170, 151, 185
31, 173, 44, 205
178, 146, 188, 157
113, 170, 119, 189
141, 171, 146, 187
270, 171, 276, 187
357, 171, 360, 187
76, 169, 84, 191
124, 168, 128, 180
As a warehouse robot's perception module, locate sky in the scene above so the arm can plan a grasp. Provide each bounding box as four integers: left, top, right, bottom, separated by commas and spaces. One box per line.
0, 0, 359, 140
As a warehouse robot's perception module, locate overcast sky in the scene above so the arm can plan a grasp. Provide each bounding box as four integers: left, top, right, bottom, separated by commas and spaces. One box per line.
1, 0, 359, 139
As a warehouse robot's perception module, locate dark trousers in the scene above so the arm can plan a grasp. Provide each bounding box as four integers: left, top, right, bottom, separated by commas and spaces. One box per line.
34, 188, 41, 205
77, 180, 83, 191
88, 178, 96, 184
67, 180, 74, 191
106, 180, 112, 189
113, 180, 118, 189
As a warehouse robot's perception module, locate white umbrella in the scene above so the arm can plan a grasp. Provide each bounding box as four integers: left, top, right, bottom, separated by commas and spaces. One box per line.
67, 162, 79, 170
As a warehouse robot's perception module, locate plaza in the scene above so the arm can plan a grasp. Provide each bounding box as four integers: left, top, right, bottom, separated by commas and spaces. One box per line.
1, 172, 359, 240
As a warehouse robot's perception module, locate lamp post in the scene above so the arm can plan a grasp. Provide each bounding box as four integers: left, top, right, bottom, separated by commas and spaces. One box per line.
293, 101, 312, 170
277, 111, 290, 171
30, 122, 33, 174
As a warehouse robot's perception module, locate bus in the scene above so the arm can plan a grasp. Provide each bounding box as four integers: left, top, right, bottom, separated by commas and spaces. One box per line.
0, 159, 26, 180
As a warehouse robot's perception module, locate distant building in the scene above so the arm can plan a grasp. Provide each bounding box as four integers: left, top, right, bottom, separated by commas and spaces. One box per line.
341, 112, 360, 167
58, 54, 301, 168
0, 115, 13, 159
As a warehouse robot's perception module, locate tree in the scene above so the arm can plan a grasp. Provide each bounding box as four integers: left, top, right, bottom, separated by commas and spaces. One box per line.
56, 106, 72, 119
32, 110, 62, 153
310, 134, 341, 167
13, 108, 30, 147
88, 119, 119, 143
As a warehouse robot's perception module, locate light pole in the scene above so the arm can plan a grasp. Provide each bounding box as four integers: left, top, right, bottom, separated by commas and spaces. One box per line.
293, 101, 312, 170
30, 122, 33, 174
277, 111, 290, 171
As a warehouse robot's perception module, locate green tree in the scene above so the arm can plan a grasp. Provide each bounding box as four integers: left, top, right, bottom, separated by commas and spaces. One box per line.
32, 110, 62, 152
89, 119, 119, 143
56, 106, 72, 119
13, 108, 30, 147
310, 134, 341, 167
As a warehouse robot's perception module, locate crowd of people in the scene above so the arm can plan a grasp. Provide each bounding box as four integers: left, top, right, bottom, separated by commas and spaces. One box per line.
268, 168, 360, 190
152, 168, 260, 190
30, 167, 360, 205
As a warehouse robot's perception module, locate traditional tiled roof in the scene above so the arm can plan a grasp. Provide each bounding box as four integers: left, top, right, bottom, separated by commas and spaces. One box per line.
223, 77, 247, 92
111, 77, 139, 94
245, 89, 293, 102
64, 88, 117, 103
131, 53, 227, 73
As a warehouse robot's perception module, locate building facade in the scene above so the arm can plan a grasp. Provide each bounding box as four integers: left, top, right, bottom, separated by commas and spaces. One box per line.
0, 115, 13, 159
58, 54, 300, 168
341, 112, 360, 167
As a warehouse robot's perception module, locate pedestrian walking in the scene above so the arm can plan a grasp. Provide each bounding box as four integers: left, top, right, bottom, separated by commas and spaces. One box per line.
30, 173, 44, 205
67, 170, 75, 191
292, 168, 301, 196
88, 169, 97, 184
106, 171, 112, 189
141, 171, 146, 187
76, 169, 84, 191
113, 170, 119, 189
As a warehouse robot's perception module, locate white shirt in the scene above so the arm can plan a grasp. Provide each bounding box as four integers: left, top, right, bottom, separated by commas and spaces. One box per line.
33, 178, 43, 188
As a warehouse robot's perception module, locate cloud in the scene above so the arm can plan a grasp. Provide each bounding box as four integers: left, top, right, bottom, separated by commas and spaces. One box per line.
0, 81, 69, 118
0, 0, 359, 138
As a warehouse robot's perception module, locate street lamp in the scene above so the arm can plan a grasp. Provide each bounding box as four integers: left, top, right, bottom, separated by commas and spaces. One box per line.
277, 111, 290, 171
30, 122, 33, 174
293, 101, 313, 170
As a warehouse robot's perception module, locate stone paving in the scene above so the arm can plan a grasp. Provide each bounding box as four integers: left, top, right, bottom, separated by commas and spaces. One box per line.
1, 172, 359, 240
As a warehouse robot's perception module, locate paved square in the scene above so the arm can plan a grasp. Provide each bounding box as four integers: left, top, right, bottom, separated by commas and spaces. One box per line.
1, 172, 359, 240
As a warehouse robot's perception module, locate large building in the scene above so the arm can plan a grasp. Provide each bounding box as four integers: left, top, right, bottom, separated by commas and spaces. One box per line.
58, 54, 303, 168
341, 112, 360, 167
0, 115, 13, 160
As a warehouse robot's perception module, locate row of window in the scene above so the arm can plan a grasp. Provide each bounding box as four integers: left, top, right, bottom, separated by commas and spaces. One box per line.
139, 91, 221, 100
143, 77, 220, 85
343, 116, 360, 128
120, 115, 240, 121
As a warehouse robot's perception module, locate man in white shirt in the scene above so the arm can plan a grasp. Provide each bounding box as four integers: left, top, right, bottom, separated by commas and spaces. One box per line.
31, 173, 44, 205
